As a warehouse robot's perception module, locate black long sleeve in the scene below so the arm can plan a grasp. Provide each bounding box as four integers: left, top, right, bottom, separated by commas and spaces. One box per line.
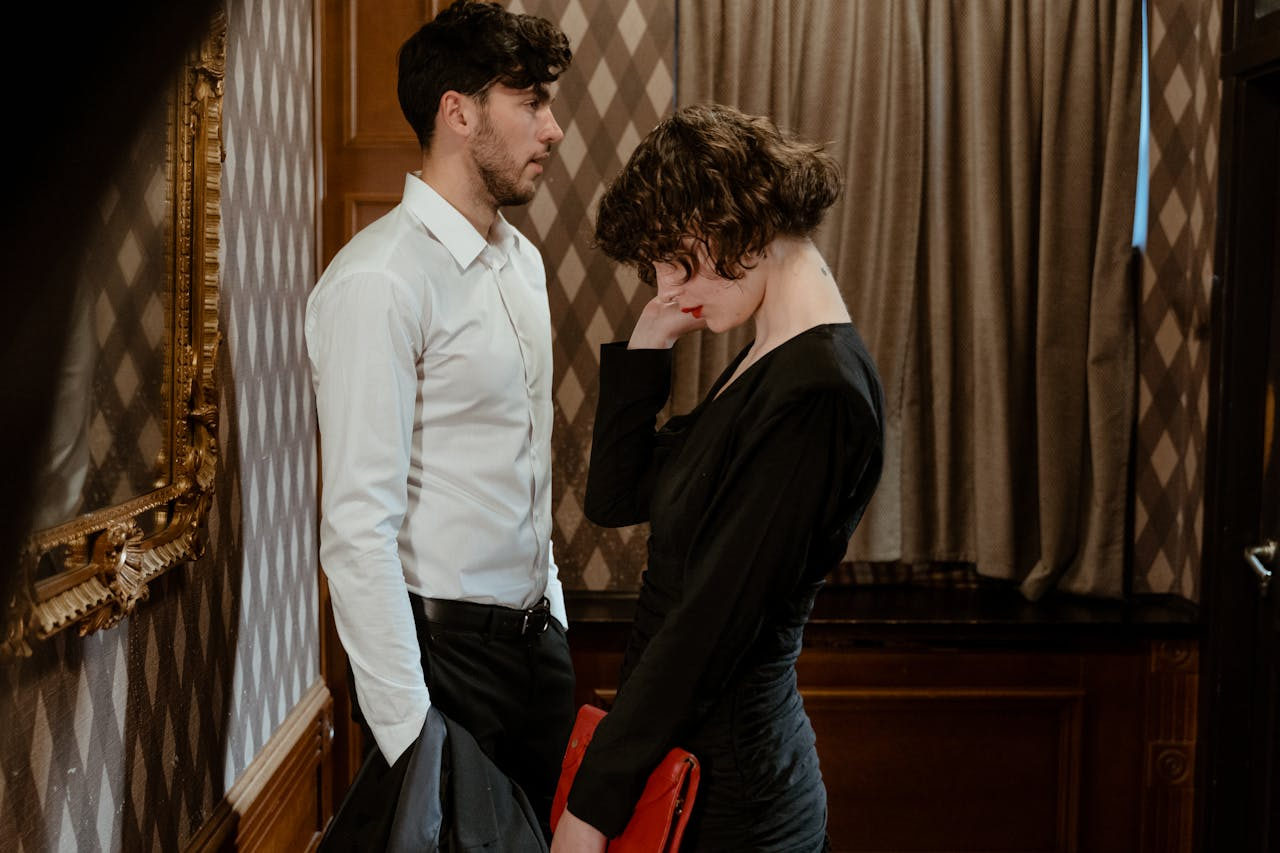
582, 342, 673, 527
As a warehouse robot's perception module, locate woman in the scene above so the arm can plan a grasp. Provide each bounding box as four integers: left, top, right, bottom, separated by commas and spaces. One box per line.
552, 104, 885, 852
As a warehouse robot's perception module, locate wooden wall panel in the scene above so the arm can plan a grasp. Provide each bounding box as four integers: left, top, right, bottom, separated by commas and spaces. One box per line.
345, 193, 399, 242
1143, 641, 1198, 852
345, 0, 435, 146
566, 615, 1195, 853
320, 0, 442, 268
807, 688, 1082, 852
187, 681, 334, 853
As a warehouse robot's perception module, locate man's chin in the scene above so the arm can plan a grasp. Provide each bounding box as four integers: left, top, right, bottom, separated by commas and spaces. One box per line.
498, 187, 538, 208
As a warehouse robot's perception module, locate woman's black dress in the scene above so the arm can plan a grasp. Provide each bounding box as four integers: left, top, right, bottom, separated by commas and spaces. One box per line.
565, 323, 885, 852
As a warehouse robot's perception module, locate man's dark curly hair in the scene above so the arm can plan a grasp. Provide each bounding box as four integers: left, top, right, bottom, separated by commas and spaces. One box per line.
397, 0, 572, 150
594, 104, 841, 285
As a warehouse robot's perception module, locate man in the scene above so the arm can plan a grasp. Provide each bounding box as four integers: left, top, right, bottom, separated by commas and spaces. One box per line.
306, 1, 576, 845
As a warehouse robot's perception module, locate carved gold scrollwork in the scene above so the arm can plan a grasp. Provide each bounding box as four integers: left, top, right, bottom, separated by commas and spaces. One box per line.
0, 11, 226, 662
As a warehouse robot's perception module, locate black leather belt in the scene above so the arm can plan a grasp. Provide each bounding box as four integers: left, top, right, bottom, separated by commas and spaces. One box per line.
419, 596, 552, 639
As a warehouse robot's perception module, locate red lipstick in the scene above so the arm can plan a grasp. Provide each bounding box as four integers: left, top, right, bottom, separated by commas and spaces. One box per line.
683, 306, 703, 319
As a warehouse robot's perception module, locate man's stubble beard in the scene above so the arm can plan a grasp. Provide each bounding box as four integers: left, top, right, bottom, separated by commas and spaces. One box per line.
473, 109, 538, 208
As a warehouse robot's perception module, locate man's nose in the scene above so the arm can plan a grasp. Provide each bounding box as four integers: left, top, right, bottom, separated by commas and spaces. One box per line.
541, 109, 564, 145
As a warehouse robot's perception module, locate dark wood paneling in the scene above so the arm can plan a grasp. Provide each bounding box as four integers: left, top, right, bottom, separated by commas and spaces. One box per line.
1143, 642, 1198, 851
807, 687, 1082, 852
187, 681, 334, 853
567, 598, 1197, 853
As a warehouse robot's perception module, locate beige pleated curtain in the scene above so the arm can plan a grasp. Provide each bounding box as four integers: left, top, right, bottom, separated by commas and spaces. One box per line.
674, 0, 1142, 599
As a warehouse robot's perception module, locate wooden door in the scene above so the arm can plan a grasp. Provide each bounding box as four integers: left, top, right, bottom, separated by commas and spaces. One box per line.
314, 0, 444, 812
1199, 3, 1280, 846
1249, 283, 1280, 849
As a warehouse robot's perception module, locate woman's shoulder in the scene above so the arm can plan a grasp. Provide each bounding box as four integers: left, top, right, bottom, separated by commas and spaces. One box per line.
763, 323, 884, 420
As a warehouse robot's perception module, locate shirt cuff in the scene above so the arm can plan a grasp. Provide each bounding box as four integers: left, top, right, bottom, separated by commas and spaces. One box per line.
545, 568, 569, 630
369, 701, 431, 766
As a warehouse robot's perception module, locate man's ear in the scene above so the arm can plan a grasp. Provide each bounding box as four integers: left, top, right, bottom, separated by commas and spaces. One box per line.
438, 91, 477, 138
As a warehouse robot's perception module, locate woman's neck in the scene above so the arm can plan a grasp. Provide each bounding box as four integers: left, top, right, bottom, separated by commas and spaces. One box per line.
749, 237, 850, 354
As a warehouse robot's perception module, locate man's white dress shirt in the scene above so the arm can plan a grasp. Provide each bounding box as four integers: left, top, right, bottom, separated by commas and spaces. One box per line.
305, 173, 566, 764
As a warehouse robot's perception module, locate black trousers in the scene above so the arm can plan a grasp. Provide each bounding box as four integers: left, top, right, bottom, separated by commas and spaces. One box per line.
320, 598, 577, 851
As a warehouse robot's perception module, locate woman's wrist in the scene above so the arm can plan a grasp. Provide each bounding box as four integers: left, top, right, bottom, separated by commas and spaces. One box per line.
626, 330, 676, 350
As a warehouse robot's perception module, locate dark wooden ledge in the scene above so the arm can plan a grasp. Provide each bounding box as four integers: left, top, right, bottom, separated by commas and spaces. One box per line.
565, 583, 1201, 646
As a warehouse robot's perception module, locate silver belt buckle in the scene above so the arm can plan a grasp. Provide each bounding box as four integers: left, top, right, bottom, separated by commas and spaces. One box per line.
521, 599, 551, 637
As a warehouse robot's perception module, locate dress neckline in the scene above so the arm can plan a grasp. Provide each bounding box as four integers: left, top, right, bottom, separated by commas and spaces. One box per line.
708, 322, 852, 402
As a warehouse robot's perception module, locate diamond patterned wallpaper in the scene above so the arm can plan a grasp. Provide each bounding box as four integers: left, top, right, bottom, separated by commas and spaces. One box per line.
1133, 0, 1220, 599
503, 0, 676, 591
218, 0, 319, 789
0, 0, 320, 848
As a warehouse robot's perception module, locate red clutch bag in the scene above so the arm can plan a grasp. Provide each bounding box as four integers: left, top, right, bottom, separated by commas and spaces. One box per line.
551, 704, 700, 852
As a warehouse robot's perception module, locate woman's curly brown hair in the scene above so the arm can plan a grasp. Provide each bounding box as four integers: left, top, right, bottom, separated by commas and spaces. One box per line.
594, 103, 841, 285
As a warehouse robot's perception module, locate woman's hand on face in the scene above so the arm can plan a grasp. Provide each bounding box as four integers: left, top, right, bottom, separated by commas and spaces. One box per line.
627, 294, 707, 350
550, 808, 608, 853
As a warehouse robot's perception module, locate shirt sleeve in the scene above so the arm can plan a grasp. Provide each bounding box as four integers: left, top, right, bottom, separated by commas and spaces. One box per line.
567, 390, 882, 835
306, 269, 431, 765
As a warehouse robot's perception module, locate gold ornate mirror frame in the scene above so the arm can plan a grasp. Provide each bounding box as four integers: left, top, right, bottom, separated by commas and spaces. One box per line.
1, 14, 226, 661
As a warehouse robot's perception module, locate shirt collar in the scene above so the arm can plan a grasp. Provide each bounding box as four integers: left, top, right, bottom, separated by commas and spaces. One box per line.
402, 173, 520, 270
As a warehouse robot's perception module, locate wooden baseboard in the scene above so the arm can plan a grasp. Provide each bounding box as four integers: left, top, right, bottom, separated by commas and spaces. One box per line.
188, 679, 334, 852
